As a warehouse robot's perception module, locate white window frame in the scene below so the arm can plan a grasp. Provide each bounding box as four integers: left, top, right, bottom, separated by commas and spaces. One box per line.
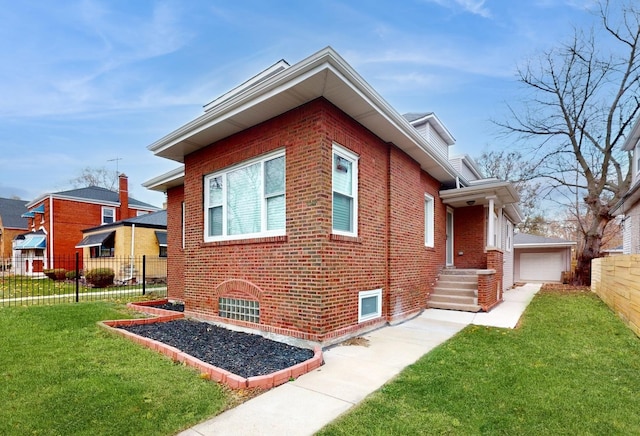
358, 288, 382, 323
102, 206, 115, 225
332, 143, 359, 237
203, 149, 286, 242
424, 194, 435, 248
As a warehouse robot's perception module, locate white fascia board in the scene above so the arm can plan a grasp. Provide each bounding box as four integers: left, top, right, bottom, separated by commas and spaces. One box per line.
142, 166, 185, 192
514, 242, 576, 248
147, 47, 458, 183
623, 114, 640, 151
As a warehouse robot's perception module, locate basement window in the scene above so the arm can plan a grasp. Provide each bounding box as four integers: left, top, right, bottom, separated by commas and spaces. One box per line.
219, 297, 260, 323
358, 289, 382, 323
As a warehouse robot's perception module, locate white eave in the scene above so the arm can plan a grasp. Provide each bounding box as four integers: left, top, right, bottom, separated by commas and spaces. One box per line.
142, 166, 185, 193
147, 46, 458, 184
439, 180, 524, 223
622, 114, 640, 151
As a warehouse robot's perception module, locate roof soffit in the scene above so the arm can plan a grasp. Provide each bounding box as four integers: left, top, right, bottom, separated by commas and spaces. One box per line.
148, 47, 458, 183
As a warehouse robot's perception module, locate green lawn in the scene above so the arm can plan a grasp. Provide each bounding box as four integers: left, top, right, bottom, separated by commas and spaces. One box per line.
319, 290, 640, 435
0, 302, 230, 435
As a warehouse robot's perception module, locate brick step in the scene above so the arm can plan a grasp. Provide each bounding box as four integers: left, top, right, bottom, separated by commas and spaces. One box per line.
429, 294, 478, 306
428, 301, 482, 312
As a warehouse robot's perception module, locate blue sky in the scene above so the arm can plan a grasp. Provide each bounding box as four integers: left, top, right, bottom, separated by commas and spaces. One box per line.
0, 0, 599, 207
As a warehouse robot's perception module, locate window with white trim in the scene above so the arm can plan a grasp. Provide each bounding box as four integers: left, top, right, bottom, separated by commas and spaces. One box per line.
424, 194, 434, 247
204, 150, 285, 241
506, 221, 513, 252
102, 207, 115, 225
332, 144, 358, 236
359, 289, 382, 322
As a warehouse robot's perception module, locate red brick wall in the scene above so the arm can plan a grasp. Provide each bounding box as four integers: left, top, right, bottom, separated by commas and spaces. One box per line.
166, 185, 185, 301
453, 205, 486, 269
180, 98, 449, 342
387, 148, 446, 322
29, 198, 143, 269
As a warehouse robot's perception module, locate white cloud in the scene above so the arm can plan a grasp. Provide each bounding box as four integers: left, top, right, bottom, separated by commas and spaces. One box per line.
0, 1, 193, 118
426, 0, 492, 18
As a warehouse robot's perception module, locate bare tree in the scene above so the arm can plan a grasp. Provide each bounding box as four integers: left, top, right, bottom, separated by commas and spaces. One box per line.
498, 1, 640, 285
475, 149, 545, 234
70, 167, 119, 191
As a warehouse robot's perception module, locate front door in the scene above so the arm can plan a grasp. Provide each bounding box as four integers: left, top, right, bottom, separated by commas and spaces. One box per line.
446, 208, 454, 266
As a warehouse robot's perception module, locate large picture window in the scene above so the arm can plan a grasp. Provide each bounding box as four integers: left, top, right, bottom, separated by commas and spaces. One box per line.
204, 150, 285, 241
332, 144, 358, 236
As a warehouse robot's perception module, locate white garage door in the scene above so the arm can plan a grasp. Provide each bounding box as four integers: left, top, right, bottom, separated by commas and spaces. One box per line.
520, 252, 563, 282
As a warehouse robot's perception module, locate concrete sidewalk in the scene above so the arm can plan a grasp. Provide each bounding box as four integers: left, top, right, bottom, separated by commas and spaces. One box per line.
179, 283, 541, 436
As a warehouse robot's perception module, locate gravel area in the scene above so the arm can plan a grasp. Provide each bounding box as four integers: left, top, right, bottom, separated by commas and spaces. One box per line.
121, 319, 314, 378
150, 302, 184, 312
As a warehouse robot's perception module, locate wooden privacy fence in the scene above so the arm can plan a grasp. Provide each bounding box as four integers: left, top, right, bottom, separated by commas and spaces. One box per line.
591, 255, 640, 337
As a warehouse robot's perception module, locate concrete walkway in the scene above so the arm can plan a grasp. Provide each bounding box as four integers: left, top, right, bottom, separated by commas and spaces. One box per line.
179, 283, 541, 436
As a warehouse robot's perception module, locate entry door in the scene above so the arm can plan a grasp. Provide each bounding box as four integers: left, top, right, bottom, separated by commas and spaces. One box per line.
446, 208, 454, 266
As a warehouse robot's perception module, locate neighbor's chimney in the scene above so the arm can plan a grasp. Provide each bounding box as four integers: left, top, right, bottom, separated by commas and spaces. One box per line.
119, 173, 129, 220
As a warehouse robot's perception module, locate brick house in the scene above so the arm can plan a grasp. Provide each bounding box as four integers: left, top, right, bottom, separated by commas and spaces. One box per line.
144, 47, 522, 345
0, 197, 28, 270
14, 174, 159, 275
76, 209, 167, 282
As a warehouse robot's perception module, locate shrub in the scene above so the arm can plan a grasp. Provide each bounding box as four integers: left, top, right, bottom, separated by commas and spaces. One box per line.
65, 270, 77, 280
85, 268, 115, 288
43, 268, 66, 281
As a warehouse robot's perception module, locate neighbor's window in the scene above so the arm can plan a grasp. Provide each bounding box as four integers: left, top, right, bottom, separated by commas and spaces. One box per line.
424, 194, 434, 247
506, 221, 513, 252
204, 150, 285, 241
159, 246, 168, 258
90, 233, 115, 258
102, 207, 115, 225
332, 144, 358, 236
359, 289, 382, 323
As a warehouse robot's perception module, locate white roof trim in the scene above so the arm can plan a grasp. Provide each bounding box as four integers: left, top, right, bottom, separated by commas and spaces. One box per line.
147, 47, 459, 184
143, 166, 185, 192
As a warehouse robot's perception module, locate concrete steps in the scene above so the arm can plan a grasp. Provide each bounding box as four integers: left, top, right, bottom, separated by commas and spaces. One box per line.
429, 269, 482, 312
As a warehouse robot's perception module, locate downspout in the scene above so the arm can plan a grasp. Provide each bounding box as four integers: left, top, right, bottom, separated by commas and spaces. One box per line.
128, 224, 135, 282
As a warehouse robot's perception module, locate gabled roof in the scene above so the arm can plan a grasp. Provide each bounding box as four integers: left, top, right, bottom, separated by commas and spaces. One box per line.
26, 186, 159, 210
513, 233, 576, 248
147, 46, 459, 184
0, 197, 29, 230
82, 209, 167, 233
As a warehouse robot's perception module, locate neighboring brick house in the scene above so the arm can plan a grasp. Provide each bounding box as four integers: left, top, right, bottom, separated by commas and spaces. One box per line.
0, 197, 28, 270
613, 114, 640, 253
76, 210, 167, 283
14, 174, 159, 275
144, 47, 522, 345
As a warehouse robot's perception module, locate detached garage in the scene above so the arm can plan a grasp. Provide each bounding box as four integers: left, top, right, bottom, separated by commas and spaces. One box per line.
514, 233, 576, 283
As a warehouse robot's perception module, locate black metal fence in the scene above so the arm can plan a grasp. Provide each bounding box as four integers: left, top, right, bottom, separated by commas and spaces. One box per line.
0, 254, 167, 307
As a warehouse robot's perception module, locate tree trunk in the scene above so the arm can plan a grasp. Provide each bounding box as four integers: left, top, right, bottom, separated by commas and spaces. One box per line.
574, 232, 602, 286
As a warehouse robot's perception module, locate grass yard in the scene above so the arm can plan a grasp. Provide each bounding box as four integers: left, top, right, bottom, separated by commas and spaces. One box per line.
319, 289, 640, 435
0, 276, 166, 300
0, 302, 231, 435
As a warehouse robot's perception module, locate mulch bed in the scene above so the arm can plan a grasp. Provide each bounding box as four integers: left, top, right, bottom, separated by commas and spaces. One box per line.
121, 318, 314, 379
540, 283, 591, 294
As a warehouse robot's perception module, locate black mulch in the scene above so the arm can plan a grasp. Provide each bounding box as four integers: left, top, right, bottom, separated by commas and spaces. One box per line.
149, 302, 185, 312
121, 319, 314, 378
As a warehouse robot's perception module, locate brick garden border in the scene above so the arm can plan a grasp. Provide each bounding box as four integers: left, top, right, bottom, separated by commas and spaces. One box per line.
98, 299, 323, 390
